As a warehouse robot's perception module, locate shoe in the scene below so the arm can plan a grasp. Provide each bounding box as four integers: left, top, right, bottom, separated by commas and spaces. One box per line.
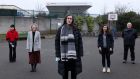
131, 61, 135, 64
13, 59, 16, 62
9, 61, 13, 63
107, 68, 111, 73
12, 60, 16, 63
30, 69, 34, 72
10, 60, 14, 63
30, 68, 35, 72
34, 68, 36, 72
123, 60, 127, 63
102, 67, 106, 73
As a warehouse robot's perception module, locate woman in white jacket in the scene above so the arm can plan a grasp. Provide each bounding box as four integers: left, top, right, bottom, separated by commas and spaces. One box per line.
26, 24, 41, 72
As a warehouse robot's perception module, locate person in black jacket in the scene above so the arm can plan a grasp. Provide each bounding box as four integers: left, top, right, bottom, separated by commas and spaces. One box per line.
55, 15, 83, 79
122, 22, 138, 64
98, 25, 114, 73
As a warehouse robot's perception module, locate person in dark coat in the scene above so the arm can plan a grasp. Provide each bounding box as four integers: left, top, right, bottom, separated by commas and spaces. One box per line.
122, 22, 138, 64
6, 24, 19, 63
98, 25, 114, 73
55, 15, 83, 79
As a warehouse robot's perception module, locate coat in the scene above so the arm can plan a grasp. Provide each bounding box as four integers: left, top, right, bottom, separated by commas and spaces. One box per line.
55, 26, 83, 76
98, 33, 114, 54
6, 29, 18, 42
122, 28, 137, 46
26, 31, 41, 52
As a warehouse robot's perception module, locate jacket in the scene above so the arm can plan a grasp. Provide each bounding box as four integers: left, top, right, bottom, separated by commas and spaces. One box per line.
55, 26, 83, 75
98, 33, 114, 48
26, 31, 41, 52
6, 29, 18, 42
122, 28, 137, 45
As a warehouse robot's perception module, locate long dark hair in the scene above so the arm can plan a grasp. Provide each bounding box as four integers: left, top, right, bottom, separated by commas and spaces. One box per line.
99, 24, 111, 34
62, 15, 75, 27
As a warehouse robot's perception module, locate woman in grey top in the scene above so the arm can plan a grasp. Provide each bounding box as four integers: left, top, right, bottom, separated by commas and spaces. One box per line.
98, 25, 114, 73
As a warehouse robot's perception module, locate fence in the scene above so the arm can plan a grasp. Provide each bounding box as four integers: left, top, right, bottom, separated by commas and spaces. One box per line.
0, 9, 100, 41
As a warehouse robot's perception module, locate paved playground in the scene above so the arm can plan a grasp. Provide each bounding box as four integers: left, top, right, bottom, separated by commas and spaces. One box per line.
0, 37, 140, 79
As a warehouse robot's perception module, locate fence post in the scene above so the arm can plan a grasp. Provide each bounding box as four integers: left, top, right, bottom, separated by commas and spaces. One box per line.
13, 16, 16, 25
50, 18, 52, 34
33, 10, 35, 23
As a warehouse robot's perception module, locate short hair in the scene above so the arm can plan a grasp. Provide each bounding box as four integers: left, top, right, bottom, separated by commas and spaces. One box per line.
30, 24, 38, 31
10, 24, 15, 28
127, 22, 132, 26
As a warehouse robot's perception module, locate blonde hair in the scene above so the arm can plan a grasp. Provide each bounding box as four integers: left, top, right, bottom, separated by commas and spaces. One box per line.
30, 23, 38, 31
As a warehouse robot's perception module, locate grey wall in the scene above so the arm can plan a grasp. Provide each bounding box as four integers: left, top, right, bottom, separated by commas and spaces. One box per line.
0, 16, 63, 34
0, 16, 99, 34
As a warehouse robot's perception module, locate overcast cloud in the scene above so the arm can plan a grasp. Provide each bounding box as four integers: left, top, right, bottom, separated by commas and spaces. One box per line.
0, 0, 140, 14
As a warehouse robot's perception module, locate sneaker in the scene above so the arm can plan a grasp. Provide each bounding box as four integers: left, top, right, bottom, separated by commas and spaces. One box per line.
107, 68, 111, 73
123, 60, 127, 63
131, 61, 135, 64
102, 67, 106, 73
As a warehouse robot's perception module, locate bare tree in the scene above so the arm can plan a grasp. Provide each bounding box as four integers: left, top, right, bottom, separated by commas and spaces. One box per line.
35, 0, 48, 17
35, 0, 45, 12
115, 4, 129, 14
103, 4, 107, 15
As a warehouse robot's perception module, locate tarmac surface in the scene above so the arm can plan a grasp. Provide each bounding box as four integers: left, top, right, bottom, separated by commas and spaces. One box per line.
0, 37, 140, 79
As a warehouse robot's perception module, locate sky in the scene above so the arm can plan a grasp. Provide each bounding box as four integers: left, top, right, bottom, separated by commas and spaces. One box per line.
0, 0, 140, 14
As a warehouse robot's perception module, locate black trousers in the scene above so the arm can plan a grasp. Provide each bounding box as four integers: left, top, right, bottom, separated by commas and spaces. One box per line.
123, 45, 135, 61
101, 48, 111, 67
9, 43, 16, 62
63, 60, 77, 79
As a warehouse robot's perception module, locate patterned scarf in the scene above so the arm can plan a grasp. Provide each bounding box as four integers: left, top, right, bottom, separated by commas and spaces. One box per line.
60, 25, 77, 61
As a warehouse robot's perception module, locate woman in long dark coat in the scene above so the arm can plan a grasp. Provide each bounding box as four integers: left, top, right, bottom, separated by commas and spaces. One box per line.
98, 25, 114, 73
55, 15, 83, 79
